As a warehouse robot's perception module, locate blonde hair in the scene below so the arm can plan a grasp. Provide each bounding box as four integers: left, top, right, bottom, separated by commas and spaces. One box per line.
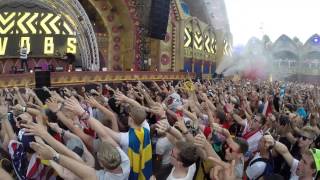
128, 104, 146, 126
97, 141, 121, 170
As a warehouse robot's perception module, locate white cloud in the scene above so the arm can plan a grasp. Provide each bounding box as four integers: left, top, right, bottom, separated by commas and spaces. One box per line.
225, 0, 320, 46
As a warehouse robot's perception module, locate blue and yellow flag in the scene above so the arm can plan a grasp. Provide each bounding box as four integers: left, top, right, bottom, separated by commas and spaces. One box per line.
128, 127, 152, 180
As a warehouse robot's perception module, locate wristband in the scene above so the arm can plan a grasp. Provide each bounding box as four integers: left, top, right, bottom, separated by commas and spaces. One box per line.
52, 153, 60, 164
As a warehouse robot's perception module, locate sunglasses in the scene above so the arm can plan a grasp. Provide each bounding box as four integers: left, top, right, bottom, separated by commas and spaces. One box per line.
299, 135, 312, 141
223, 143, 240, 153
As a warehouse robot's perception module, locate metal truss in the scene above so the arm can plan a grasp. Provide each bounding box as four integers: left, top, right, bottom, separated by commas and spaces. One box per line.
0, 0, 100, 71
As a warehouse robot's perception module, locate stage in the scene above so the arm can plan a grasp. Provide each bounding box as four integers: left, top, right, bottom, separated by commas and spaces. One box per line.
0, 71, 195, 88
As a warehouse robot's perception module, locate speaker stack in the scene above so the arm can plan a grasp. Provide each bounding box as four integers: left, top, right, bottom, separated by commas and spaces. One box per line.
149, 0, 171, 40
35, 71, 51, 89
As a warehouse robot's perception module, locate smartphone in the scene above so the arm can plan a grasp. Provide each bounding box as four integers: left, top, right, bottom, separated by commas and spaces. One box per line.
8, 112, 19, 134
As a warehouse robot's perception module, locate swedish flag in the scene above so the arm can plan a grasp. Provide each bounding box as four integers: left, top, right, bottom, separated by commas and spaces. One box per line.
128, 127, 152, 180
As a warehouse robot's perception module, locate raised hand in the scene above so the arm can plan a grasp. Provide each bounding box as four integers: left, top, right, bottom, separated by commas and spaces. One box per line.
25, 87, 32, 97
209, 157, 236, 180
149, 105, 166, 118
22, 122, 47, 137
224, 103, 234, 114
12, 104, 24, 112
201, 102, 209, 112
90, 89, 99, 96
64, 97, 85, 116
51, 91, 65, 102
48, 122, 62, 134
194, 133, 207, 148
30, 142, 57, 160
262, 134, 275, 149
18, 113, 33, 124
43, 86, 51, 93
114, 92, 128, 103
63, 88, 72, 97
46, 98, 61, 113
155, 120, 171, 134
85, 95, 100, 108
174, 118, 188, 134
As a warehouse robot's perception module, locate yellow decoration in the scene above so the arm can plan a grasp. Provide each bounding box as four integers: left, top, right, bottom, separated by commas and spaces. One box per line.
184, 80, 195, 92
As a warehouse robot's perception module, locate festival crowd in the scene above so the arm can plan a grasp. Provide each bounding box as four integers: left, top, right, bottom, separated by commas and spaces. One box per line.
0, 79, 320, 180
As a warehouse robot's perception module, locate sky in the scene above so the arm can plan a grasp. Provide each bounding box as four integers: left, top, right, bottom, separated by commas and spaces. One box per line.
224, 0, 320, 46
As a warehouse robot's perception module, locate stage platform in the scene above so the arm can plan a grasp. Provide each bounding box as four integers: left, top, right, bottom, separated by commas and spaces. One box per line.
0, 71, 195, 88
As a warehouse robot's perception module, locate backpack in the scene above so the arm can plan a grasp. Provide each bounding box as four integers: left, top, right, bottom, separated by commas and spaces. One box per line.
248, 156, 274, 180
193, 159, 211, 180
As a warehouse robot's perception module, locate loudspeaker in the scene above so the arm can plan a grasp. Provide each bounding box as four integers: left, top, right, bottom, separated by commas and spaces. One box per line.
35, 71, 51, 88
149, 0, 171, 40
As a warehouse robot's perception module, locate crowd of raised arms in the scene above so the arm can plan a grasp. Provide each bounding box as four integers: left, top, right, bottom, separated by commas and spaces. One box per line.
1, 79, 320, 180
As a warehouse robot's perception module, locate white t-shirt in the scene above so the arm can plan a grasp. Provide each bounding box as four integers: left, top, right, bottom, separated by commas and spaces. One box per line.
20, 47, 28, 59
120, 120, 150, 153
167, 163, 196, 180
156, 137, 173, 165
246, 153, 266, 179
242, 120, 263, 153
95, 147, 130, 180
290, 159, 299, 180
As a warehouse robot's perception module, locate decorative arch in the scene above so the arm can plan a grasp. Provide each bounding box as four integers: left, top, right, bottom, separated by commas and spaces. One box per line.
272, 35, 298, 56
223, 33, 232, 56
203, 26, 217, 56
302, 34, 320, 60
193, 20, 203, 51
184, 17, 194, 49
85, 0, 137, 71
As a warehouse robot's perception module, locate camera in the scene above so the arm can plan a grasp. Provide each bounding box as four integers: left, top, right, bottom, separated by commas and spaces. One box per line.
184, 121, 199, 136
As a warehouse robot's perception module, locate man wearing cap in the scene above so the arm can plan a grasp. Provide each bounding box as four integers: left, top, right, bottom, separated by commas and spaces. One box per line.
271, 135, 320, 180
